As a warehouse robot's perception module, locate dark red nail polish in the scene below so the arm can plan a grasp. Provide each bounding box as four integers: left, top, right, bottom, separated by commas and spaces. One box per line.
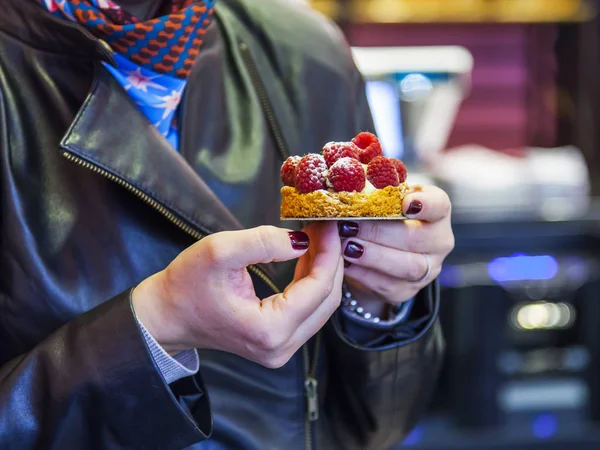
288, 231, 309, 250
338, 221, 359, 238
406, 200, 423, 216
344, 241, 364, 259
344, 260, 352, 268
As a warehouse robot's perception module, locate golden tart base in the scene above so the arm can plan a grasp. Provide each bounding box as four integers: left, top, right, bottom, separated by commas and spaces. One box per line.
280, 184, 409, 219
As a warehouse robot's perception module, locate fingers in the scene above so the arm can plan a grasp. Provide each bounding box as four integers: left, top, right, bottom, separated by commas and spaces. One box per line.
344, 265, 422, 304
201, 226, 309, 270
402, 185, 451, 222
341, 238, 432, 282
287, 251, 345, 349
244, 222, 344, 369
271, 222, 342, 328
339, 219, 443, 254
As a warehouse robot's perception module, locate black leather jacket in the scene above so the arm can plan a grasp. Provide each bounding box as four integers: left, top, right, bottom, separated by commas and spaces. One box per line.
0, 1, 444, 449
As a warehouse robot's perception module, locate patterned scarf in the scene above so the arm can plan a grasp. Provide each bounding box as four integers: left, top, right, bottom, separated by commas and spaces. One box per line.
37, 0, 216, 149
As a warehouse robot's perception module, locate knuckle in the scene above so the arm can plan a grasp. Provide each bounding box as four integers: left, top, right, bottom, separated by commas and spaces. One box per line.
440, 192, 452, 217
256, 225, 278, 238
255, 226, 277, 258
201, 235, 225, 264
250, 327, 285, 353
257, 333, 280, 353
406, 253, 427, 281
445, 233, 456, 255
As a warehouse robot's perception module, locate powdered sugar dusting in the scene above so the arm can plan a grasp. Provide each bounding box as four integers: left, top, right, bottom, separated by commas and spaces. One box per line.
328, 157, 366, 192
322, 142, 361, 167
296, 154, 327, 193
331, 157, 356, 170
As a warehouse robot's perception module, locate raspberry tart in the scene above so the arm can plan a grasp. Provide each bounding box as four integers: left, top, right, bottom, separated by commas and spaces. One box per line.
280, 132, 409, 219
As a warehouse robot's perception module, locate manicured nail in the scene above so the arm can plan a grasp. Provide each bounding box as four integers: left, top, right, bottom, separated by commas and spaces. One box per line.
344, 260, 352, 268
406, 200, 423, 216
338, 221, 359, 238
344, 241, 364, 259
288, 231, 309, 250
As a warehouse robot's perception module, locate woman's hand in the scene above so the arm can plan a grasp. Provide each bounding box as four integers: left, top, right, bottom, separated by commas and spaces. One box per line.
133, 223, 344, 368
339, 185, 454, 315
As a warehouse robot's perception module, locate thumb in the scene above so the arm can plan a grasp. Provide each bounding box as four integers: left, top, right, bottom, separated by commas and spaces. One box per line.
203, 226, 309, 270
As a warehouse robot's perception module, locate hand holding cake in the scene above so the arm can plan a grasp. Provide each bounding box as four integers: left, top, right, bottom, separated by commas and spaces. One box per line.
280, 132, 454, 313
340, 184, 455, 314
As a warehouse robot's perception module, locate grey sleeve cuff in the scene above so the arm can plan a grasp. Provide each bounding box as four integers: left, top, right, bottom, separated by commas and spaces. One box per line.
137, 320, 200, 384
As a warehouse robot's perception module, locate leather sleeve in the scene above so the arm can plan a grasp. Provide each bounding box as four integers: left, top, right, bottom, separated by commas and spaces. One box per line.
0, 290, 212, 449
321, 66, 445, 449
325, 282, 443, 449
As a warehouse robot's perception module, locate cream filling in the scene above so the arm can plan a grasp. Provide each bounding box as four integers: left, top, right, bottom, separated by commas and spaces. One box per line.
361, 180, 377, 194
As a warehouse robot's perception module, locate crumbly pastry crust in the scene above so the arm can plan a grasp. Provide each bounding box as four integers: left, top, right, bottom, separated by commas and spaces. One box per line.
280, 184, 410, 218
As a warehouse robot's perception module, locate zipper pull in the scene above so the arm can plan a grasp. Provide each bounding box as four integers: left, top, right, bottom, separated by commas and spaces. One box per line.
304, 377, 319, 422
98, 39, 113, 54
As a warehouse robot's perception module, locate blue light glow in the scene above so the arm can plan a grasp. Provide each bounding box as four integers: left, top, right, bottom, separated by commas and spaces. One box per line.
488, 254, 559, 283
402, 426, 423, 446
365, 80, 404, 159
532, 414, 558, 439
439, 265, 462, 288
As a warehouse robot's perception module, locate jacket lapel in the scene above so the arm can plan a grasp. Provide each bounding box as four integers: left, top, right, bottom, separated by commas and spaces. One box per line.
60, 64, 244, 237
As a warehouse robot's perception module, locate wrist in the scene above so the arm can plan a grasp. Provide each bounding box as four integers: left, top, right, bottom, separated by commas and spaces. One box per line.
342, 283, 417, 328
132, 272, 188, 356
342, 283, 393, 320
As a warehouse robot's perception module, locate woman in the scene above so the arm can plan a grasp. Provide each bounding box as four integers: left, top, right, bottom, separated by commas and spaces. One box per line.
0, 0, 454, 449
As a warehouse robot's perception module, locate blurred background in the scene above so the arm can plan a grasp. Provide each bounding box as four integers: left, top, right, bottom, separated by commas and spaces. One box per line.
307, 0, 600, 448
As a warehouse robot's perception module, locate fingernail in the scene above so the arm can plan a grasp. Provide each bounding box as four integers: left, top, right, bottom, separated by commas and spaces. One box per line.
344, 241, 364, 259
338, 221, 359, 238
344, 260, 352, 268
406, 200, 423, 216
288, 231, 309, 250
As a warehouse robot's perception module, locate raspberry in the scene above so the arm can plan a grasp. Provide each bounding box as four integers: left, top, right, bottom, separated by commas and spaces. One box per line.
296, 154, 327, 193
280, 156, 301, 187
352, 132, 383, 164
322, 142, 360, 168
328, 157, 366, 193
390, 158, 408, 183
367, 156, 399, 189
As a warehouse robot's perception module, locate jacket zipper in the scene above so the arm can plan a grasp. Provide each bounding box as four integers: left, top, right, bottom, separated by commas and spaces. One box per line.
239, 42, 290, 162
61, 152, 279, 293
64, 147, 321, 448
303, 333, 321, 450
68, 36, 319, 448
239, 41, 320, 450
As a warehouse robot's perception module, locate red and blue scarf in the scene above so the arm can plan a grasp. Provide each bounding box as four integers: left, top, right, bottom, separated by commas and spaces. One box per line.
37, 0, 216, 149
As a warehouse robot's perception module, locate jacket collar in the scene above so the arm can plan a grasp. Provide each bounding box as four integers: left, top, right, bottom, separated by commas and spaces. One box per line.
60, 64, 244, 236
2, 0, 243, 235
4, 0, 294, 283
4, 0, 295, 242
